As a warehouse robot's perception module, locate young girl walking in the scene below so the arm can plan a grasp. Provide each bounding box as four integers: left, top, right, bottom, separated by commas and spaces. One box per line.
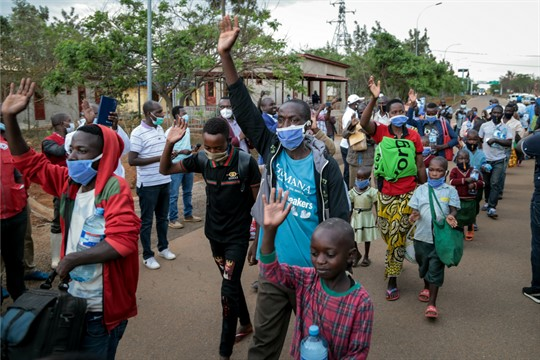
348, 166, 380, 267
449, 149, 485, 240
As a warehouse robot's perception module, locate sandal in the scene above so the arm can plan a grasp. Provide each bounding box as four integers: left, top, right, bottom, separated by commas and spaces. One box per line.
465, 229, 474, 241
418, 289, 430, 302
235, 324, 253, 344
386, 288, 400, 301
360, 258, 371, 267
425, 305, 438, 318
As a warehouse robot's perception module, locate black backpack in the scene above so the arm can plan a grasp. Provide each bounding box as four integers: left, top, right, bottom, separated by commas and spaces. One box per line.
1, 271, 87, 359
196, 150, 252, 192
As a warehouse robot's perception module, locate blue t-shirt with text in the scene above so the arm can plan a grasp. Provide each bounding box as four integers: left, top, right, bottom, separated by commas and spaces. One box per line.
258, 151, 318, 267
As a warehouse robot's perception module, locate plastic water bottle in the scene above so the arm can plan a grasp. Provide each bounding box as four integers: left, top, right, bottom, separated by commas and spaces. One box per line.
300, 325, 328, 360
70, 208, 105, 282
469, 167, 481, 195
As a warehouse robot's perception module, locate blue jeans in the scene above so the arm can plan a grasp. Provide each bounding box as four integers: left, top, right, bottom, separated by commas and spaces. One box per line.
137, 183, 170, 260
483, 159, 506, 209
168, 172, 194, 222
530, 201, 540, 289
80, 312, 127, 360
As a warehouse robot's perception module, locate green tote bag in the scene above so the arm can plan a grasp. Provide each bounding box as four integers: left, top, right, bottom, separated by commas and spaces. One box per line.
429, 187, 464, 267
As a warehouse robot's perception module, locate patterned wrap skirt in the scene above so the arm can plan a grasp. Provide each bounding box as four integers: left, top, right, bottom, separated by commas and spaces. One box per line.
377, 191, 414, 278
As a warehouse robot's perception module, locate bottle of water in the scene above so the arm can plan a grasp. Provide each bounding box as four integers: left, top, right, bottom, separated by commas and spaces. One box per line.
300, 325, 328, 360
468, 167, 480, 195
428, 129, 438, 150
70, 208, 105, 282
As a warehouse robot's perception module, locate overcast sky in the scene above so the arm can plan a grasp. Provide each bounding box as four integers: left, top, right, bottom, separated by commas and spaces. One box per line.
2, 0, 539, 83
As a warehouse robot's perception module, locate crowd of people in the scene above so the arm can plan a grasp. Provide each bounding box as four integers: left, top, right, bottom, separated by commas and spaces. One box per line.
1, 14, 539, 360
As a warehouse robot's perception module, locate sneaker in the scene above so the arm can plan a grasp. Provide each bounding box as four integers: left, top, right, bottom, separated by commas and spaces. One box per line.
184, 215, 202, 222
523, 287, 540, 304
144, 257, 161, 270
481, 204, 489, 211
158, 248, 177, 260
168, 221, 184, 229
487, 208, 498, 218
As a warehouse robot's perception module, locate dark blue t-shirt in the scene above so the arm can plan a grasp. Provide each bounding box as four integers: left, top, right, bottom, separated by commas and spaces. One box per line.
522, 132, 540, 202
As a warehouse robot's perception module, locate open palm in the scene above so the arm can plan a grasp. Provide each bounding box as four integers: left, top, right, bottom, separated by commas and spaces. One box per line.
166, 116, 188, 144
367, 76, 381, 99
218, 15, 240, 54
263, 188, 291, 228
2, 78, 35, 116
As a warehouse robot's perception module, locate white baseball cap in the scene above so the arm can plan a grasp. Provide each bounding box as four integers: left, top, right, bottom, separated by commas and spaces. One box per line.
347, 94, 364, 104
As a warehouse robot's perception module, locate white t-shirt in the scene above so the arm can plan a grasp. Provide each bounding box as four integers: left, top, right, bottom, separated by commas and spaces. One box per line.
340, 107, 357, 149
479, 121, 513, 162
130, 122, 171, 187
373, 111, 390, 126
67, 189, 103, 312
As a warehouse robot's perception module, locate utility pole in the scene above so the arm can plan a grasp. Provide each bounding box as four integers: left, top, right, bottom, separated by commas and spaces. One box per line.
147, 0, 152, 101
327, 0, 355, 53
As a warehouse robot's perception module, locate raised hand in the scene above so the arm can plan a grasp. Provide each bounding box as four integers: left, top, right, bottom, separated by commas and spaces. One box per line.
408, 88, 417, 104
367, 75, 381, 99
109, 111, 119, 130
166, 116, 188, 144
218, 15, 240, 55
262, 188, 292, 228
1, 78, 36, 116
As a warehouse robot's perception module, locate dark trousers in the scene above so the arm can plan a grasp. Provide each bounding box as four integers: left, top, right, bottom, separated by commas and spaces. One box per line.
340, 146, 349, 184
483, 159, 506, 209
209, 240, 251, 357
51, 196, 61, 234
80, 312, 128, 360
530, 201, 540, 289
1, 208, 27, 300
137, 183, 170, 260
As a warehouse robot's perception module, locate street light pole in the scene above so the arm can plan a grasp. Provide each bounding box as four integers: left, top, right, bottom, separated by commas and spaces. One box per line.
147, 0, 152, 101
443, 43, 461, 61
415, 2, 442, 56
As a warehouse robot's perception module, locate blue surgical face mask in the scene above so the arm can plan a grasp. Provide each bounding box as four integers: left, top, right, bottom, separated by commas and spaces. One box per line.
355, 179, 370, 190
390, 115, 408, 127
151, 113, 164, 126
426, 169, 446, 188
426, 115, 438, 123
182, 114, 189, 122
276, 124, 305, 150
67, 154, 103, 186
0, 123, 5, 132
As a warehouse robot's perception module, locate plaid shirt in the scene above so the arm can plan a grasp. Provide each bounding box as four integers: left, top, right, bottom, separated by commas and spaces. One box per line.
260, 252, 373, 360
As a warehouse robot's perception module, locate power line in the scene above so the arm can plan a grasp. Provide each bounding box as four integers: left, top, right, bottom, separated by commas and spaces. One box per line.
432, 49, 540, 58
471, 61, 540, 68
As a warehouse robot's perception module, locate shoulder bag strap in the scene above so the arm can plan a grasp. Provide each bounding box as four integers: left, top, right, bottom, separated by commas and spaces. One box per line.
428, 186, 444, 223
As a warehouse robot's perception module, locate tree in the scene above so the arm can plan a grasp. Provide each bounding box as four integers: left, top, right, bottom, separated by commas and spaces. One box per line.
499, 71, 538, 94
44, 0, 303, 113
304, 22, 461, 99
1, 1, 57, 94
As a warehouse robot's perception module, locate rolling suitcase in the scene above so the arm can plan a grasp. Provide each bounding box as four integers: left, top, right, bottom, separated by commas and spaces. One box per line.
1, 271, 87, 359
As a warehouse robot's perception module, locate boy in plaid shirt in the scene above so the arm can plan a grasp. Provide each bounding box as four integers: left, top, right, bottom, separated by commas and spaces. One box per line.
259, 188, 373, 360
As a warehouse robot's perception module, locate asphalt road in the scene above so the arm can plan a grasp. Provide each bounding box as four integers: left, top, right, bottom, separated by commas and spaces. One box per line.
117, 96, 540, 359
